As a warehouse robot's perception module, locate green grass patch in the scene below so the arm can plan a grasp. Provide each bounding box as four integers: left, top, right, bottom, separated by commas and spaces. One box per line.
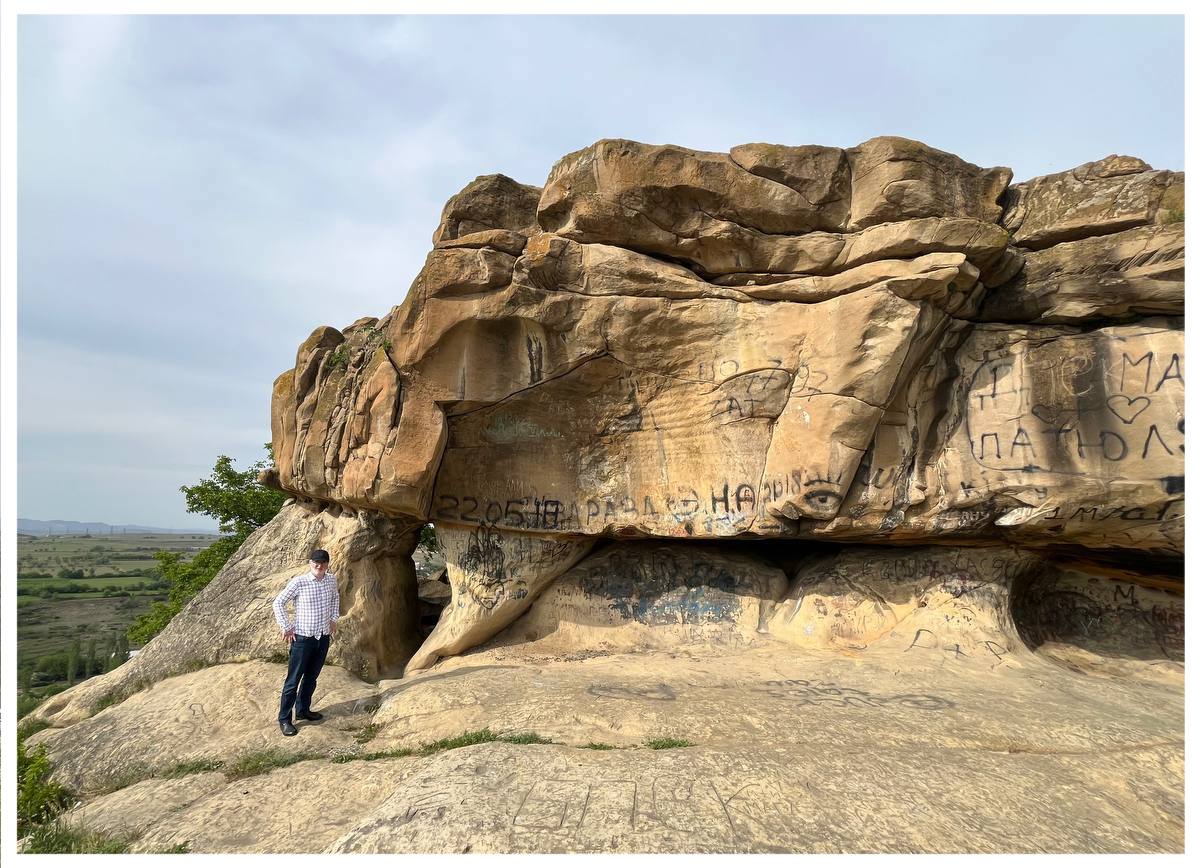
93, 765, 155, 796
161, 758, 226, 779
224, 748, 322, 781
333, 728, 554, 764
17, 740, 74, 838
22, 821, 135, 854
418, 728, 501, 754
645, 737, 694, 750
582, 742, 616, 750
497, 732, 553, 745
332, 746, 415, 764
92, 692, 122, 714
17, 718, 51, 740
354, 723, 382, 744
95, 757, 228, 795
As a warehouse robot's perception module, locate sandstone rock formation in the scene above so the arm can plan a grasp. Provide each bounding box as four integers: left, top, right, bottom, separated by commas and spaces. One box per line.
259, 135, 1183, 673
25, 136, 1184, 853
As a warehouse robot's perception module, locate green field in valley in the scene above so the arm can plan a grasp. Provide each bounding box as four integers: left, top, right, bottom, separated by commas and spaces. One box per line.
16, 532, 220, 707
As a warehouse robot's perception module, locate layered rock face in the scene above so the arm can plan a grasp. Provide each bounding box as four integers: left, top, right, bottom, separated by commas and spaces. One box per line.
263, 136, 1182, 673
26, 137, 1184, 854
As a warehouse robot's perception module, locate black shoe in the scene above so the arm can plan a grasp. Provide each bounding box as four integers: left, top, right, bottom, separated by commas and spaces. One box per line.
296, 710, 323, 721
280, 720, 298, 736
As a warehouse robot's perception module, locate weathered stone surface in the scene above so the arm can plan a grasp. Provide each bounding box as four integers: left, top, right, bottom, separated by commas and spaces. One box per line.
426, 283, 948, 536
69, 758, 409, 854
538, 138, 1012, 277
410, 246, 516, 298
432, 173, 541, 244
404, 525, 592, 673
28, 660, 378, 794
845, 136, 1011, 230
52, 647, 1181, 854
434, 227, 529, 256
482, 542, 788, 655
1013, 566, 1184, 682
1001, 156, 1184, 249
730, 142, 851, 227
978, 223, 1184, 323
539, 138, 843, 244
767, 546, 1037, 657
818, 318, 1184, 557
63, 773, 228, 845
31, 541, 1183, 852
46, 627, 1185, 853
272, 317, 416, 514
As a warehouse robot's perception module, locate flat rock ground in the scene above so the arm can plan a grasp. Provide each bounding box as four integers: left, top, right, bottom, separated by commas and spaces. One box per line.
36, 632, 1183, 855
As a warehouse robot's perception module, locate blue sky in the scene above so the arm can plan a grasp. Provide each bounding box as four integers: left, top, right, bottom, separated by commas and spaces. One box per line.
16, 14, 1184, 529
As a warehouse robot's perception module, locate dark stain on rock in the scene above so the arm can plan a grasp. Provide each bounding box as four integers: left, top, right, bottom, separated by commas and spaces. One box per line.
526, 335, 544, 384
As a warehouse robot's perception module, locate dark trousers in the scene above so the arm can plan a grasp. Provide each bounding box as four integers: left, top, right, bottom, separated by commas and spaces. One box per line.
278, 634, 330, 723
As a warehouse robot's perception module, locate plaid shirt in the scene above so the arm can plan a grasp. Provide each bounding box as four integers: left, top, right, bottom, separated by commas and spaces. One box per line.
273, 570, 340, 638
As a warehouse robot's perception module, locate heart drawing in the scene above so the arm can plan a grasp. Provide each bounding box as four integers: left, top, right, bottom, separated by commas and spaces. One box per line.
1106, 395, 1151, 425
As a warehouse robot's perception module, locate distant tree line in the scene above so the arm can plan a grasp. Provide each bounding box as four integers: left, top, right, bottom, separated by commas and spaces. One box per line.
25, 581, 170, 598
19, 631, 131, 690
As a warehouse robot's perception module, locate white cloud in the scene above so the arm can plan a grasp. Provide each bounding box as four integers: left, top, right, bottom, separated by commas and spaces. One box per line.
49, 16, 132, 106
18, 335, 267, 441
358, 16, 438, 63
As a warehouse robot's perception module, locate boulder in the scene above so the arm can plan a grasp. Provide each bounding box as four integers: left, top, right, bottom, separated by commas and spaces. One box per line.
404, 525, 593, 673
845, 136, 1011, 230
432, 173, 541, 244
730, 142, 851, 227
1001, 156, 1184, 249
28, 660, 378, 794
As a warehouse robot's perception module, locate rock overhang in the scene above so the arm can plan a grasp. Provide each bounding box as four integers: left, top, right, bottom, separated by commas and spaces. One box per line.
266, 134, 1183, 559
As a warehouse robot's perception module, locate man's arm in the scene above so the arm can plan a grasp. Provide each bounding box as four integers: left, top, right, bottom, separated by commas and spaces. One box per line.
273, 577, 301, 636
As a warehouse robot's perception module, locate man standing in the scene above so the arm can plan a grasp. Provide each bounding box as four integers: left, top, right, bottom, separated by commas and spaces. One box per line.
273, 549, 340, 736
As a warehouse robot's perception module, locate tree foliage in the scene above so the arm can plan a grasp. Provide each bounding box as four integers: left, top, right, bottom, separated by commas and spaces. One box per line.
126, 537, 241, 644
127, 445, 285, 645
180, 446, 287, 537
18, 739, 73, 838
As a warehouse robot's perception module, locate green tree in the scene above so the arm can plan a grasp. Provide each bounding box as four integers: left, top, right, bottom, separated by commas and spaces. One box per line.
85, 639, 98, 678
179, 445, 287, 537
103, 632, 120, 673
126, 536, 241, 644
35, 653, 68, 681
127, 445, 285, 645
420, 524, 441, 553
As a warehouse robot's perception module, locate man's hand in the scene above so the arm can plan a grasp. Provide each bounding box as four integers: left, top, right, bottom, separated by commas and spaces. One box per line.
283, 628, 296, 644
327, 621, 336, 636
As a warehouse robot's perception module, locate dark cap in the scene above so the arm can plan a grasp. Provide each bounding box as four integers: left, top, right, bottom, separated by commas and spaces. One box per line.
309, 549, 330, 563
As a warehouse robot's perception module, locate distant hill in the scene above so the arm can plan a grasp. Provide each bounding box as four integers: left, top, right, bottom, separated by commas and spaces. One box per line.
18, 519, 220, 536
